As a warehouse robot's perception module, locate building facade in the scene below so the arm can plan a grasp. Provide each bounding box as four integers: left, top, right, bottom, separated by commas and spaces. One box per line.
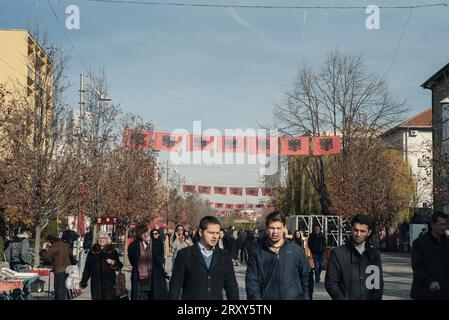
382, 108, 433, 221
422, 63, 449, 213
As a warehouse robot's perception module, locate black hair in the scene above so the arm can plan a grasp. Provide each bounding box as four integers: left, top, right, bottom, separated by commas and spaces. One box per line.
46, 235, 59, 243
351, 214, 374, 230
198, 216, 220, 231
265, 211, 286, 227
430, 211, 448, 224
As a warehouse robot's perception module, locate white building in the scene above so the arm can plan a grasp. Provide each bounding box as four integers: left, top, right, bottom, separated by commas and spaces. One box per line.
382, 108, 433, 217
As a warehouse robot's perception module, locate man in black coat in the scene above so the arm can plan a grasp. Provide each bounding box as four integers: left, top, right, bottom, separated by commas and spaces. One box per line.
410, 211, 449, 300
128, 223, 168, 300
308, 225, 326, 283
169, 216, 239, 300
325, 214, 383, 300
246, 211, 310, 300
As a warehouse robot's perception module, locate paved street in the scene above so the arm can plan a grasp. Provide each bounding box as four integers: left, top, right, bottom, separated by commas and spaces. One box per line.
33, 250, 411, 300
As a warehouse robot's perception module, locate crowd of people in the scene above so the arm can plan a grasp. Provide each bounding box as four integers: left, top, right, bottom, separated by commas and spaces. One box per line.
3, 210, 449, 300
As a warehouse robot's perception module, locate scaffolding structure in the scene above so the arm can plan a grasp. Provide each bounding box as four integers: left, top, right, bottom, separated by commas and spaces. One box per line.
286, 215, 352, 247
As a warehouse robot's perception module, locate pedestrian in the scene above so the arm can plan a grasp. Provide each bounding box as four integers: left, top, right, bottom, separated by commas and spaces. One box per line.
83, 227, 93, 253
293, 230, 304, 248
169, 216, 239, 300
418, 228, 427, 238
61, 225, 80, 251
5, 228, 34, 300
151, 229, 165, 265
171, 225, 192, 263
410, 211, 449, 300
42, 235, 73, 300
244, 230, 257, 258
79, 231, 122, 300
128, 223, 168, 300
308, 225, 326, 283
218, 229, 226, 249
246, 211, 310, 300
303, 234, 315, 300
325, 214, 383, 300
238, 229, 248, 264
229, 229, 240, 266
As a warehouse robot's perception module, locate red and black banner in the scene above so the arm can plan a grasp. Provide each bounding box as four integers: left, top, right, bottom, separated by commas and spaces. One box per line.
255, 204, 264, 208
198, 185, 212, 194
182, 185, 196, 193
245, 187, 259, 196
215, 203, 224, 208
248, 136, 278, 155
261, 188, 273, 196
225, 204, 234, 209
153, 132, 185, 151
312, 136, 341, 155
187, 135, 216, 152
229, 187, 243, 196
217, 136, 246, 153
123, 129, 153, 150
214, 186, 228, 195
235, 204, 245, 209
280, 136, 309, 155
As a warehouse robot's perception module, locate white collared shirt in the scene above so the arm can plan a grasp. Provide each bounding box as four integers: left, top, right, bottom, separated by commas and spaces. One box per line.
197, 241, 215, 258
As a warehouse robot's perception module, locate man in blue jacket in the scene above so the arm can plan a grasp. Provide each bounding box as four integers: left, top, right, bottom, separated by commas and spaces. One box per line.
245, 211, 310, 300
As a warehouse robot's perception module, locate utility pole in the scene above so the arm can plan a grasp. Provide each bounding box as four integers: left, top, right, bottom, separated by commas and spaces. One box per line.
166, 160, 169, 227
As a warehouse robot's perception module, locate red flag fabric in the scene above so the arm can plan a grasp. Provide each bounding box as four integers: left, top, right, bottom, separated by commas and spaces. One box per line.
187, 135, 216, 151
217, 136, 246, 153
235, 204, 245, 209
312, 136, 341, 155
214, 186, 228, 195
153, 132, 185, 151
182, 185, 196, 193
225, 204, 234, 209
123, 129, 153, 150
261, 188, 272, 196
246, 204, 254, 209
229, 187, 243, 196
245, 187, 259, 196
247, 136, 278, 155
264, 204, 275, 209
198, 185, 211, 194
255, 204, 264, 208
215, 203, 224, 208
280, 136, 309, 156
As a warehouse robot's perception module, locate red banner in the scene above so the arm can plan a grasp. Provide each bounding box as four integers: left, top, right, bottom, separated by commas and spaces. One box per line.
245, 187, 259, 196
215, 203, 224, 208
235, 204, 245, 209
246, 204, 254, 209
261, 188, 272, 196
182, 185, 196, 193
214, 186, 228, 195
217, 136, 246, 153
153, 132, 185, 151
248, 136, 278, 155
264, 204, 275, 209
123, 129, 153, 150
280, 136, 309, 155
198, 185, 211, 194
225, 204, 234, 209
187, 135, 216, 151
229, 187, 243, 196
312, 136, 341, 155
255, 204, 264, 208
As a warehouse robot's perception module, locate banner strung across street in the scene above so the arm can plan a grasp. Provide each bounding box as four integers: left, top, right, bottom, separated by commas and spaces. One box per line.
123, 130, 341, 156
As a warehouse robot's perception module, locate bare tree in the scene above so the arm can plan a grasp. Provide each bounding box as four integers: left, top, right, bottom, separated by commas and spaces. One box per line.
274, 49, 407, 214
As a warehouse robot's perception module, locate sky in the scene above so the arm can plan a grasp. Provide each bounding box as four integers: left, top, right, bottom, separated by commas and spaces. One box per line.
1, 0, 448, 206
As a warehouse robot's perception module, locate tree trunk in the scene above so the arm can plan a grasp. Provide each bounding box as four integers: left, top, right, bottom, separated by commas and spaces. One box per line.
92, 223, 98, 246
34, 218, 49, 266
124, 227, 129, 267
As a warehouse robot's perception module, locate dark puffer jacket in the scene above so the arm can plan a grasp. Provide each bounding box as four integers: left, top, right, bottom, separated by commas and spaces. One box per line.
246, 239, 310, 300
325, 240, 383, 300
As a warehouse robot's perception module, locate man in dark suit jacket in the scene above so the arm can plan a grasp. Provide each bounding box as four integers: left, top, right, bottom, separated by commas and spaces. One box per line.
169, 216, 239, 300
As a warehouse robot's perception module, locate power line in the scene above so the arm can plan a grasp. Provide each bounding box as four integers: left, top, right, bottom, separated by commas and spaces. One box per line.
86, 0, 449, 10
47, 0, 88, 72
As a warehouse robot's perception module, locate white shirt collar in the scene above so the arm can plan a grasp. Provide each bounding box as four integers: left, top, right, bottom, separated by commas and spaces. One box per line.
197, 241, 215, 257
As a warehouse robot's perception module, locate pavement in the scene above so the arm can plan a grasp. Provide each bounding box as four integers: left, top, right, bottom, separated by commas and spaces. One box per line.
33, 250, 413, 300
